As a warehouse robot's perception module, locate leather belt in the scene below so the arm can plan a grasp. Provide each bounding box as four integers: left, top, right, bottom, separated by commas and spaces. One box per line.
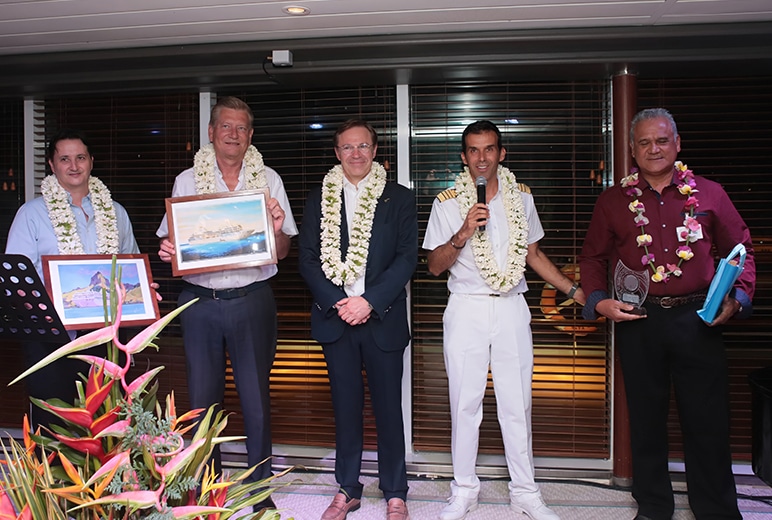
183, 280, 267, 300
646, 291, 707, 309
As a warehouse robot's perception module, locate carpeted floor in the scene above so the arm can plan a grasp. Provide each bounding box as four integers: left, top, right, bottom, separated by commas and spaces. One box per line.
261, 471, 772, 520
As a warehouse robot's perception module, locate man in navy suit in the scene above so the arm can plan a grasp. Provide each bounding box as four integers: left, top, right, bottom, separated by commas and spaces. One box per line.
299, 120, 417, 520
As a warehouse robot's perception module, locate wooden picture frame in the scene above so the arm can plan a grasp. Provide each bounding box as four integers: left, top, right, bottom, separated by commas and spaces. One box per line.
165, 188, 277, 276
41, 254, 160, 331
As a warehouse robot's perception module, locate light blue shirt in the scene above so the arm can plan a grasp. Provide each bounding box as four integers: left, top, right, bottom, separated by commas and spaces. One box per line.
5, 190, 140, 278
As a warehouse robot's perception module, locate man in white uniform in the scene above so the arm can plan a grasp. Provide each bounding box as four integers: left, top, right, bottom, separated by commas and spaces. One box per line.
423, 120, 585, 520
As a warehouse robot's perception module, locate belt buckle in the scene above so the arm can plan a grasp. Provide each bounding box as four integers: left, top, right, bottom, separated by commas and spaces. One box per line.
212, 288, 220, 300
659, 296, 674, 309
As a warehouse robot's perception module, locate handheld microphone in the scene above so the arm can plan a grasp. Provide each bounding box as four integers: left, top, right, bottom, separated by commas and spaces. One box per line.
475, 176, 487, 231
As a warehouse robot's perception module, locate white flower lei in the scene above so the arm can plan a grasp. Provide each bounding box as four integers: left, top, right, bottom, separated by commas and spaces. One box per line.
320, 162, 387, 287
41, 175, 120, 255
193, 143, 267, 194
455, 165, 529, 292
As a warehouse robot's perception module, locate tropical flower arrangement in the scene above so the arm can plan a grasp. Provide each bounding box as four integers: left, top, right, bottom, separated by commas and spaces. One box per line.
621, 161, 700, 283
0, 260, 290, 519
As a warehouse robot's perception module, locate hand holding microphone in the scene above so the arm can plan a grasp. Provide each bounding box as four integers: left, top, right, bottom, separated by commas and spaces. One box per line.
475, 176, 487, 231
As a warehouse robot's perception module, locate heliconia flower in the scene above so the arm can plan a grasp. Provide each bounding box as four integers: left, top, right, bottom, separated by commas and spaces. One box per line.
641, 253, 655, 265
125, 366, 165, 397
628, 200, 644, 213
94, 418, 131, 439
667, 264, 683, 277
636, 234, 652, 247
82, 451, 130, 489
0, 488, 18, 519
21, 415, 36, 455
70, 490, 162, 513
676, 246, 694, 260
119, 298, 197, 357
69, 355, 125, 380
53, 434, 106, 462
90, 407, 121, 435
37, 402, 93, 429
155, 438, 207, 478
84, 372, 115, 417
168, 505, 231, 519
634, 215, 649, 227
9, 324, 117, 387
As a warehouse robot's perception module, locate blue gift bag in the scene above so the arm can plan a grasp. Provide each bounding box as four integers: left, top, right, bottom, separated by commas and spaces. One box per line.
696, 243, 746, 324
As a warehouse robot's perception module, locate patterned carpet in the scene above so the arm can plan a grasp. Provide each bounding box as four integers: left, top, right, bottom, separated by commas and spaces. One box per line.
261, 472, 772, 520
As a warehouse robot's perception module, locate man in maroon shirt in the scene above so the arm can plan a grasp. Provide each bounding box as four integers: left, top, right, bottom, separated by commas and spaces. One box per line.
580, 108, 755, 520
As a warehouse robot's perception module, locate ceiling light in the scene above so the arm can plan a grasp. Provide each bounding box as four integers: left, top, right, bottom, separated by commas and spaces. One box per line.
283, 5, 310, 15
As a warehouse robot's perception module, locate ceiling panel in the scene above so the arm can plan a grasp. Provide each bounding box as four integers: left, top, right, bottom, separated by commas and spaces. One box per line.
1, 0, 772, 56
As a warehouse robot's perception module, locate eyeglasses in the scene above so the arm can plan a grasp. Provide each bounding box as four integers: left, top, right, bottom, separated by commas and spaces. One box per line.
337, 143, 374, 155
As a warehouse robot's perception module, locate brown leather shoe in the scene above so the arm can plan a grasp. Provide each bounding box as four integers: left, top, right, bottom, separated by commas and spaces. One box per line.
321, 492, 361, 520
386, 497, 410, 520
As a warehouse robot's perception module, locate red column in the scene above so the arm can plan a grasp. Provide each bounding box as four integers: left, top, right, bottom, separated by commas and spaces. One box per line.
611, 71, 637, 486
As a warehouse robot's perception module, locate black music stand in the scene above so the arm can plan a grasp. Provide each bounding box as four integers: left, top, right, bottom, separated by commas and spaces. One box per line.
0, 254, 68, 344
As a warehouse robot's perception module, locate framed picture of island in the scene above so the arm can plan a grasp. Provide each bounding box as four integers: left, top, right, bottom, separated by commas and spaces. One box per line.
165, 188, 277, 276
41, 254, 160, 330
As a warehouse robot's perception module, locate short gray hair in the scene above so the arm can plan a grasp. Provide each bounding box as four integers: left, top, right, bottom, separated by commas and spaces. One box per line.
629, 108, 678, 143
210, 96, 254, 129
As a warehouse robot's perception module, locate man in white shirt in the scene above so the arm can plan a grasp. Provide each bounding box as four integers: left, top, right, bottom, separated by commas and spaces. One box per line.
423, 120, 584, 520
157, 97, 297, 512
6, 129, 139, 428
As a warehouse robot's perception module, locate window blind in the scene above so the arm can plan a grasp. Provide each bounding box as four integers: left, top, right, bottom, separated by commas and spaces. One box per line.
219, 86, 398, 446
637, 76, 772, 462
410, 82, 612, 458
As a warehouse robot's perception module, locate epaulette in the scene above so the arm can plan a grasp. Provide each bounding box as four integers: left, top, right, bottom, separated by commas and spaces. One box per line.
517, 183, 531, 194
436, 188, 457, 202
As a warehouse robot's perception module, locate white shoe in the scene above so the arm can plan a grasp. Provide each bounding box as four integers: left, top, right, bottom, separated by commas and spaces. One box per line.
439, 495, 478, 520
510, 494, 559, 520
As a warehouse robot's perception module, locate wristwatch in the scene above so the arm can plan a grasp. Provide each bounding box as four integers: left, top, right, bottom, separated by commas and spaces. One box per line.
450, 237, 465, 249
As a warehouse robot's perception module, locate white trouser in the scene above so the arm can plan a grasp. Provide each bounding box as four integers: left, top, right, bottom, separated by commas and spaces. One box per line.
443, 292, 539, 499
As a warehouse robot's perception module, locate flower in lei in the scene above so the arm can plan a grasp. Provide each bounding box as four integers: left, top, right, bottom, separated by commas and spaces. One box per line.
193, 143, 267, 193
41, 174, 120, 254
455, 165, 529, 292
320, 162, 387, 287
622, 161, 699, 283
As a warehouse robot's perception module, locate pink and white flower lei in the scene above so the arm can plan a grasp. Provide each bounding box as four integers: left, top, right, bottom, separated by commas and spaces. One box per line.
621, 161, 699, 283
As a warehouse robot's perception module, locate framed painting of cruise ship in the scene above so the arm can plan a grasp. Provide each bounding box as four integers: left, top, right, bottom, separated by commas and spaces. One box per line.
165, 188, 277, 276
41, 254, 160, 330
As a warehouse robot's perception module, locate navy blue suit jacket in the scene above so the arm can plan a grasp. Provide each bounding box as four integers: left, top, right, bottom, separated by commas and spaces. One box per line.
298, 181, 417, 351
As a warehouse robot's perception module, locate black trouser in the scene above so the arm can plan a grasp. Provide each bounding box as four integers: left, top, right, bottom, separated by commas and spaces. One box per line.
178, 283, 276, 483
617, 300, 741, 520
322, 322, 409, 501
